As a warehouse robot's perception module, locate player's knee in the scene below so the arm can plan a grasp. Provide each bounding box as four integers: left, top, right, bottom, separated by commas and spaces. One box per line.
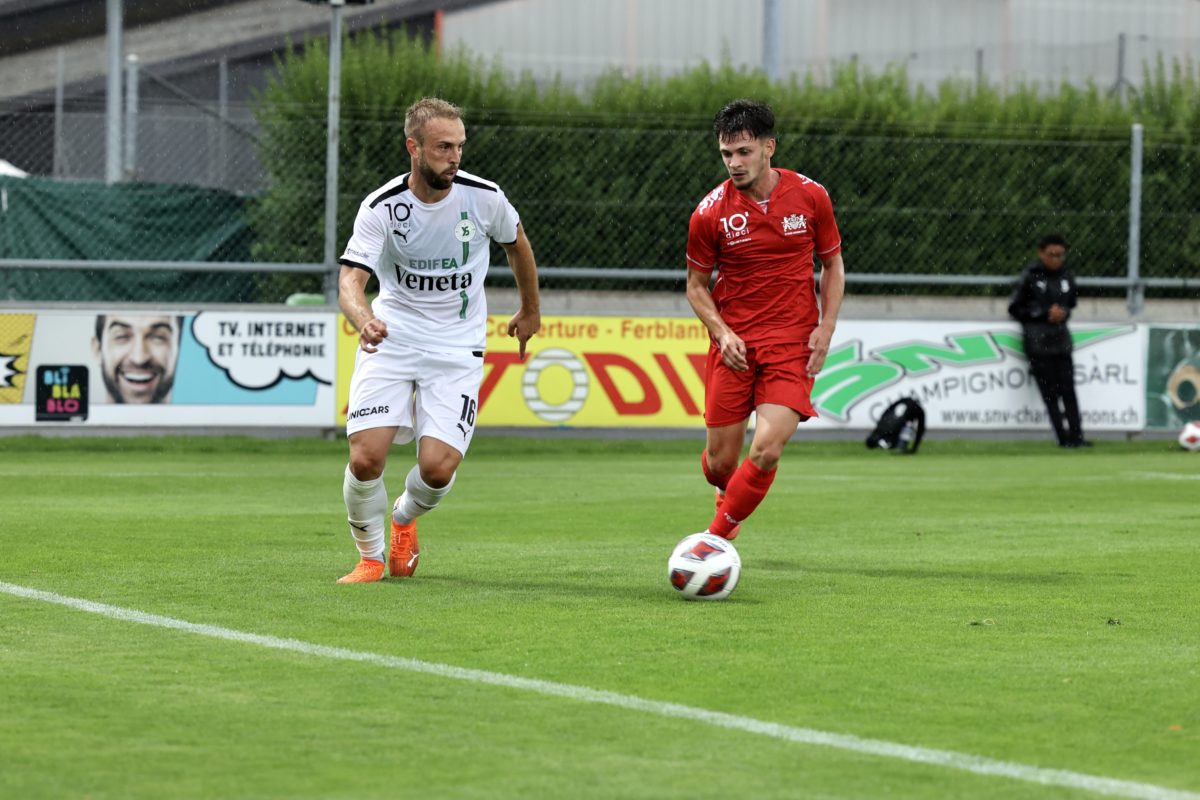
705, 449, 738, 477
421, 468, 454, 489
419, 458, 458, 489
747, 445, 783, 471
348, 452, 386, 481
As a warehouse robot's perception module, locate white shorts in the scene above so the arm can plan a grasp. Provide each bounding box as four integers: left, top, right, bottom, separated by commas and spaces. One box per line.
345, 340, 484, 455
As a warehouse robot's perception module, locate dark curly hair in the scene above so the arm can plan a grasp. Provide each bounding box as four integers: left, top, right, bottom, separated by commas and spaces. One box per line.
713, 99, 775, 142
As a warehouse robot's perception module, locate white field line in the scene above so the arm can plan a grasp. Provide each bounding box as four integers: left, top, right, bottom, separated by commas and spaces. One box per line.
1125, 471, 1200, 481
2, 581, 1197, 800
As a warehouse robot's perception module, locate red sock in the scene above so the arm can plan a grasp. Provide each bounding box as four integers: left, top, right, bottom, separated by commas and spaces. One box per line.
709, 457, 776, 537
701, 449, 732, 492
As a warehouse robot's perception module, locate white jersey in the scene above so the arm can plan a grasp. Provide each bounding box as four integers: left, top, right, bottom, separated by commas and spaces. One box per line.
340, 169, 520, 352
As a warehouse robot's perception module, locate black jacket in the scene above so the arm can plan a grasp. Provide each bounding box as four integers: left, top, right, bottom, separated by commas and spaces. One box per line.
1007, 259, 1077, 357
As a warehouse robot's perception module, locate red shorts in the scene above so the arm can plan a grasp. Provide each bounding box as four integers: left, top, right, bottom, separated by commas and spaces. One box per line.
705, 341, 817, 427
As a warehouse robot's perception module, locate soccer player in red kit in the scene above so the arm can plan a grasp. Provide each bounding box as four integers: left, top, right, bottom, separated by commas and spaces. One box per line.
685, 99, 846, 540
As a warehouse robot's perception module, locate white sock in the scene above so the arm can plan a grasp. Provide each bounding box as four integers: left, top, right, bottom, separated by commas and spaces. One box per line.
343, 465, 386, 561
392, 464, 455, 524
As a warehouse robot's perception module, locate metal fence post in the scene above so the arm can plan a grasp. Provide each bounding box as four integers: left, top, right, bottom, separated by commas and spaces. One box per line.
762, 0, 780, 82
1127, 122, 1144, 318
123, 54, 139, 180
53, 48, 65, 178
218, 57, 229, 189
323, 0, 345, 305
1113, 32, 1128, 100
105, 0, 123, 184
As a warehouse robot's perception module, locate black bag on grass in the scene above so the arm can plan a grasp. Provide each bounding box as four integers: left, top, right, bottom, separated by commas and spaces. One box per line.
865, 398, 925, 454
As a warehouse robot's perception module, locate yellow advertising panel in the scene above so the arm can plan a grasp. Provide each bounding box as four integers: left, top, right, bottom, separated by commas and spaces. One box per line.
0, 314, 35, 405
481, 315, 710, 427
335, 314, 710, 428
335, 314, 361, 426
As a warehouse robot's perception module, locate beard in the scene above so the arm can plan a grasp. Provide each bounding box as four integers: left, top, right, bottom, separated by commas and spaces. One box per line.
417, 157, 454, 190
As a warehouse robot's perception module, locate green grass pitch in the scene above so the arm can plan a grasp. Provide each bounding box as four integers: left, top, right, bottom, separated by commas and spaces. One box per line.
0, 434, 1197, 799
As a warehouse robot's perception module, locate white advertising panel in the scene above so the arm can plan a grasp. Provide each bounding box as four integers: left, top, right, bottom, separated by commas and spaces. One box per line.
0, 309, 336, 427
809, 321, 1144, 431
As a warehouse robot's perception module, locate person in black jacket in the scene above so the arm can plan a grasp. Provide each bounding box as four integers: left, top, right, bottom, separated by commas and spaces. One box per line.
1008, 233, 1090, 448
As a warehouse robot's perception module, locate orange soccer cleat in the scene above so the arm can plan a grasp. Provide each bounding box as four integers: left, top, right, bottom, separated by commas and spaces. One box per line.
336, 558, 385, 583
715, 489, 741, 541
389, 518, 420, 578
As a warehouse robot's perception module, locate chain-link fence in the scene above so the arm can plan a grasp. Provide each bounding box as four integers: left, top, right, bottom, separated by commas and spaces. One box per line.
2, 105, 1198, 305
1, 101, 264, 191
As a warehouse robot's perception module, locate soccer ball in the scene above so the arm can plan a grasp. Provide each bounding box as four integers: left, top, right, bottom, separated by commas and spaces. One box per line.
1179, 421, 1200, 451
668, 533, 741, 601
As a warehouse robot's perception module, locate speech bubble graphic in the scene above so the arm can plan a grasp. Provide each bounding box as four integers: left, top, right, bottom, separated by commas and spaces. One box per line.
191, 312, 334, 389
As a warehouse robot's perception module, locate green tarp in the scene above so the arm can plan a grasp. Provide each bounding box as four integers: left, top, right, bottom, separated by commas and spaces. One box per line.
0, 176, 256, 302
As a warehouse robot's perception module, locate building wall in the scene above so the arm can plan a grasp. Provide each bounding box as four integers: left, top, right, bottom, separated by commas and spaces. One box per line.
443, 0, 1200, 91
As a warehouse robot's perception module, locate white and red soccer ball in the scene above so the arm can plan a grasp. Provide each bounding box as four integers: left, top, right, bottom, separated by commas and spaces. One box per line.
668, 532, 741, 601
1179, 421, 1200, 452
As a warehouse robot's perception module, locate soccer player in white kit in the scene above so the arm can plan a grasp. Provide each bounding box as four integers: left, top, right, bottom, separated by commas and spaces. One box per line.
335, 97, 541, 583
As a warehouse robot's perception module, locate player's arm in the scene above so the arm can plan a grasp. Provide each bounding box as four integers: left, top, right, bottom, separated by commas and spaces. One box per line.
1006, 273, 1028, 321
686, 266, 747, 372
808, 251, 845, 377
338, 265, 387, 353
499, 223, 541, 360
339, 201, 388, 352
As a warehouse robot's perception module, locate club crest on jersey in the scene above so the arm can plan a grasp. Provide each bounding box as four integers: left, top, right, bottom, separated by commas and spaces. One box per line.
782, 213, 808, 235
453, 218, 477, 242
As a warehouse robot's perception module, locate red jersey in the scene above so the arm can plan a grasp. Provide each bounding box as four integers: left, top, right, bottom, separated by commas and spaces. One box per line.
686, 169, 841, 347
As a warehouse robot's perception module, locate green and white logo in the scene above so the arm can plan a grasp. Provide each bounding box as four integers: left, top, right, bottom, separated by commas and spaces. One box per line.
453, 217, 476, 243
811, 324, 1135, 424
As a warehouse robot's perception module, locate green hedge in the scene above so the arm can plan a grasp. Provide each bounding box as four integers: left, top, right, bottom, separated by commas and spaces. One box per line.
250, 32, 1200, 291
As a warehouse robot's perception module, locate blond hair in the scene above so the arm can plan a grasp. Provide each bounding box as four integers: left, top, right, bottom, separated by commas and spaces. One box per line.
404, 97, 463, 143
